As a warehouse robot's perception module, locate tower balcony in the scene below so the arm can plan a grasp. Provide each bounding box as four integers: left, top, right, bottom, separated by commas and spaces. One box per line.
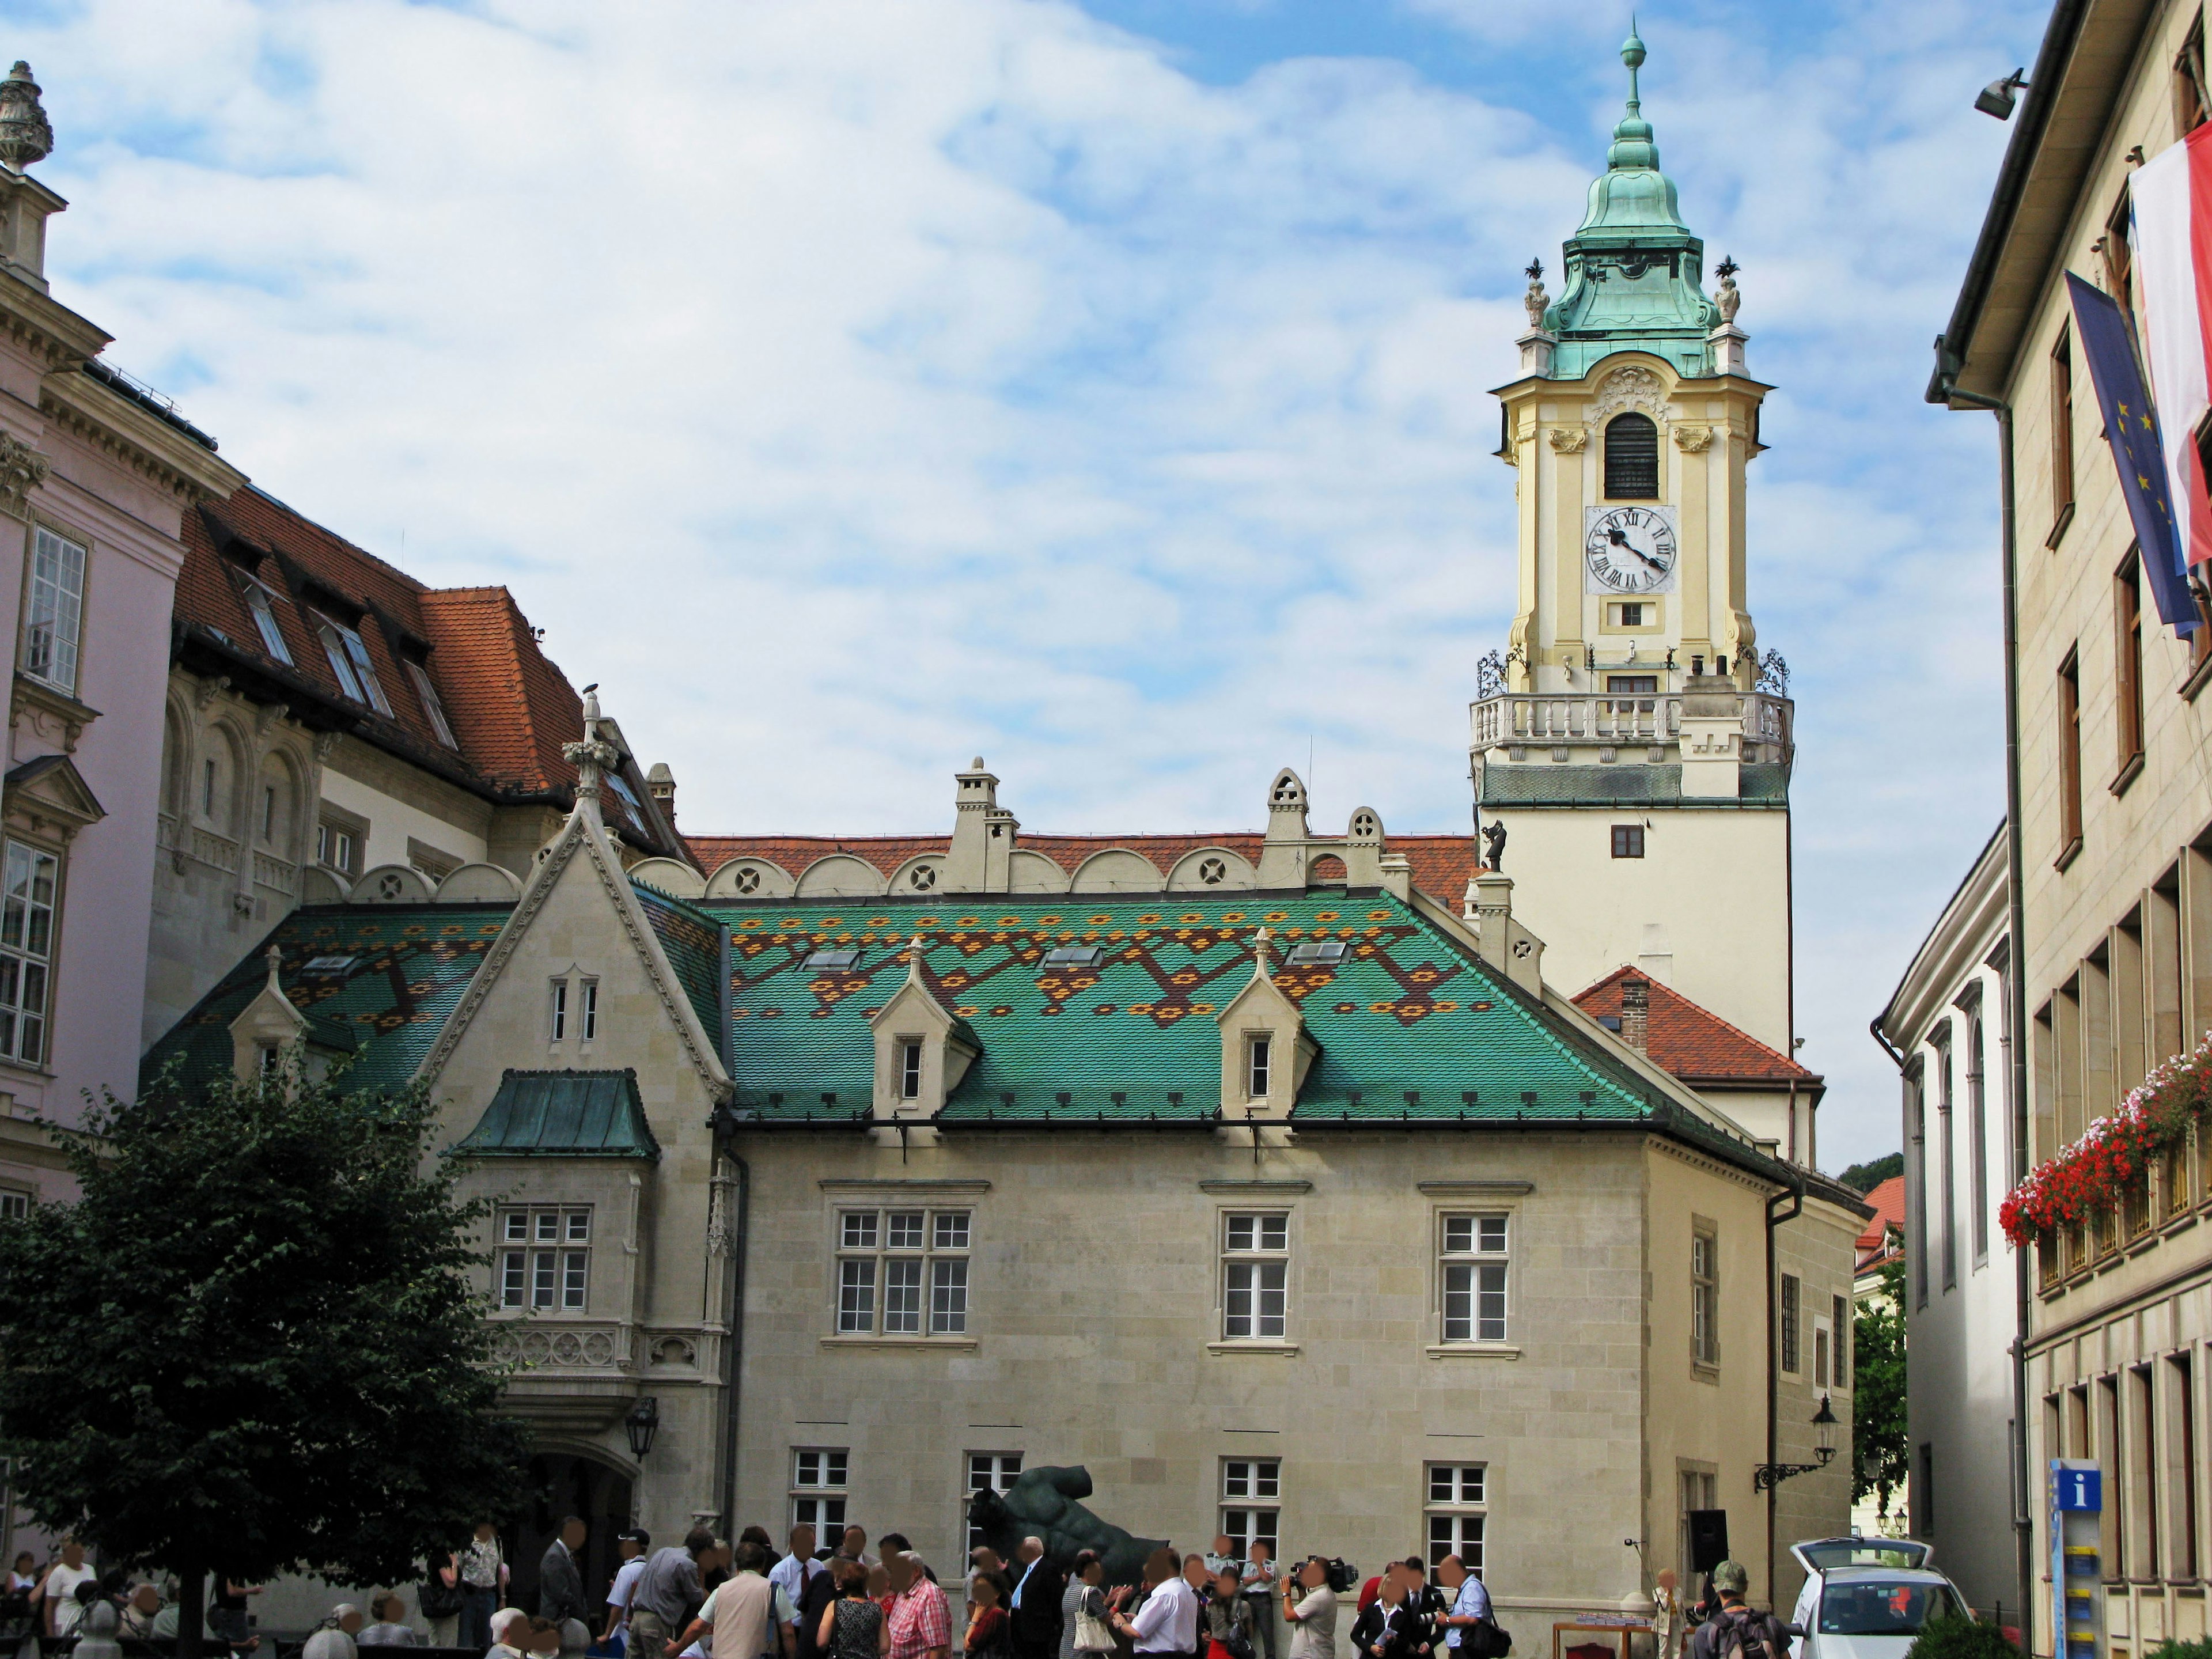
1471, 687, 1793, 806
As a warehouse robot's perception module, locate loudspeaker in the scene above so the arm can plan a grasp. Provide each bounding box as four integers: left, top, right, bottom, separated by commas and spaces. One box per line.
1687, 1510, 1730, 1574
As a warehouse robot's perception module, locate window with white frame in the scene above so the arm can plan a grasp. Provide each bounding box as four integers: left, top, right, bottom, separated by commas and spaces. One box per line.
1692, 1226, 1719, 1367
1221, 1459, 1279, 1558
0, 1189, 28, 1221
835, 1208, 972, 1336
792, 1448, 849, 1535
0, 842, 59, 1067
965, 1452, 1024, 1551
898, 1039, 922, 1100
316, 816, 362, 877
312, 612, 392, 715
238, 571, 293, 665
1440, 1214, 1508, 1342
404, 660, 460, 748
1246, 1035, 1271, 1098
1222, 1213, 1288, 1340
496, 1207, 591, 1311
1425, 1464, 1486, 1573
22, 528, 85, 696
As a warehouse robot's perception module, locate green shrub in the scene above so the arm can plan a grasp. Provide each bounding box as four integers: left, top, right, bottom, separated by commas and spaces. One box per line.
2147, 1642, 2212, 1659
1904, 1615, 2021, 1659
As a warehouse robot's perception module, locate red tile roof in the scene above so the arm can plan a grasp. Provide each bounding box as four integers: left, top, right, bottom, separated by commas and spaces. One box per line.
175, 487, 679, 854
687, 831, 1483, 900
1571, 964, 1821, 1088
1855, 1174, 1906, 1270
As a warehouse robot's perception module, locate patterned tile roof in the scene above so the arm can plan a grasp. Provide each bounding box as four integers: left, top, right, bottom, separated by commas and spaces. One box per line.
140, 903, 514, 1097
1572, 965, 1820, 1087
685, 832, 1483, 908
175, 488, 679, 853
1479, 762, 1790, 808
453, 1069, 661, 1159
631, 880, 728, 1053
702, 891, 1663, 1124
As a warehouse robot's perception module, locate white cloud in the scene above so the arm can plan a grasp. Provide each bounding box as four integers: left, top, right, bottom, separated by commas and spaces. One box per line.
14, 0, 2056, 1166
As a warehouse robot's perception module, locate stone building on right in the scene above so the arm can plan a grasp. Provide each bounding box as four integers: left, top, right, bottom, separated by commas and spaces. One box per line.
1926, 2, 2212, 1654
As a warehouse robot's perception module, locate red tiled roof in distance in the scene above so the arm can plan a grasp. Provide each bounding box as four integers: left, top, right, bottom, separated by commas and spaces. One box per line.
415, 586, 579, 795
1573, 964, 1821, 1088
687, 830, 1482, 898
1854, 1174, 1906, 1268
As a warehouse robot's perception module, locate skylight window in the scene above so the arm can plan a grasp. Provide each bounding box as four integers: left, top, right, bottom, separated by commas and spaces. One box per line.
404, 660, 458, 748
804, 948, 862, 972
313, 613, 392, 716
240, 574, 293, 665
1041, 945, 1105, 968
301, 955, 357, 975
1285, 941, 1347, 965
607, 773, 643, 813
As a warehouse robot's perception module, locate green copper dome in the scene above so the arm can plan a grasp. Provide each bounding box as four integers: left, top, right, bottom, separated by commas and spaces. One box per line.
1541, 25, 1719, 381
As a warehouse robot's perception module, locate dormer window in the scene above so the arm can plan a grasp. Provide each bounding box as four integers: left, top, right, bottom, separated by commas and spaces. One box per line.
1284, 941, 1346, 966
404, 660, 458, 748
238, 571, 293, 665
899, 1040, 923, 1100
313, 612, 392, 715
1247, 1035, 1271, 1098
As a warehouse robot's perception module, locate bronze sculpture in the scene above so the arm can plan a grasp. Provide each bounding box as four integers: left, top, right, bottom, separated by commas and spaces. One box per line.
965, 1465, 1166, 1587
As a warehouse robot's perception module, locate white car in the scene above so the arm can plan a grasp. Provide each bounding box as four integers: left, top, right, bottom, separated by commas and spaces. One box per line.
1786, 1539, 1968, 1659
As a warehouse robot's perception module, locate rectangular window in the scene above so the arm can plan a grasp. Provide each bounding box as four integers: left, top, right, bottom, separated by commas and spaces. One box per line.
22, 527, 85, 696
2181, 16, 2211, 134
1607, 673, 1658, 694
1908, 1065, 1929, 1307
550, 979, 567, 1041
1221, 1459, 1281, 1560
1618, 605, 1645, 628
0, 1190, 28, 1221
313, 613, 392, 715
2058, 650, 2084, 862
203, 759, 218, 819
1247, 1035, 1271, 1097
1832, 1294, 1850, 1387
262, 785, 276, 842
1968, 1016, 1990, 1266
966, 1453, 1024, 1551
2100, 1374, 2126, 1578
581, 980, 598, 1041
1425, 1465, 1487, 1574
835, 1209, 971, 1337
2170, 1352, 2199, 1580
1222, 1213, 1289, 1340
1440, 1213, 1509, 1342
405, 659, 460, 748
2134, 1364, 2161, 1580
2118, 554, 2145, 773
1691, 1226, 1719, 1367
1917, 1442, 1936, 1535
1780, 1274, 1801, 1374
1612, 824, 1646, 859
899, 1040, 922, 1100
1815, 1324, 1832, 1389
2052, 328, 2076, 532
240, 573, 294, 665
495, 1207, 592, 1312
792, 1448, 849, 1536
1938, 1039, 1957, 1291
0, 841, 58, 1067
316, 819, 359, 876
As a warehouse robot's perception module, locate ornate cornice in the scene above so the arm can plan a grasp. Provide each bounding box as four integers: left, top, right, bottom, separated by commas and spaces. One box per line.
0, 430, 48, 518
37, 370, 244, 504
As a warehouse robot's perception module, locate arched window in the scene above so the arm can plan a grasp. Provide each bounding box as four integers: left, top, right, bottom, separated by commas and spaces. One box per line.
1604, 412, 1660, 499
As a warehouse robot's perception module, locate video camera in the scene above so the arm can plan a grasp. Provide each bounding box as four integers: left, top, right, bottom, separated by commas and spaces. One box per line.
1318, 1559, 1357, 1596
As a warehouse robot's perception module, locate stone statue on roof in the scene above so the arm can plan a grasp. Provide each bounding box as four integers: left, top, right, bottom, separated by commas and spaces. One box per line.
1482, 819, 1507, 873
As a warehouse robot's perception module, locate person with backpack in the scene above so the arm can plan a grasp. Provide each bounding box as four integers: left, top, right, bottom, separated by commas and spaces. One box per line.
1688, 1565, 1787, 1659
1200, 1568, 1256, 1659
1433, 1557, 1505, 1659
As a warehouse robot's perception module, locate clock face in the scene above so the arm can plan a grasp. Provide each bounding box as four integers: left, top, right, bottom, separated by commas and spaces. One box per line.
1583, 505, 1679, 594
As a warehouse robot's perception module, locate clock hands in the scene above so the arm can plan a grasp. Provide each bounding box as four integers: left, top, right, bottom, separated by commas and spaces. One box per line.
1605, 525, 1668, 571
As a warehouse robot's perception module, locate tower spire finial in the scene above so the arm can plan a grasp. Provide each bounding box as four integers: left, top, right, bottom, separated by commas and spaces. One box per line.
1622, 17, 1645, 114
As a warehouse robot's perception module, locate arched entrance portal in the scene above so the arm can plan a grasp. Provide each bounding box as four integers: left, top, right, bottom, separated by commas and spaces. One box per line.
506, 1452, 635, 1618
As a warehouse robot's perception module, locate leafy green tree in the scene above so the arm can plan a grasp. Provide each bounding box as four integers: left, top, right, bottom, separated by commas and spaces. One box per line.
1838, 1151, 1904, 1195
1853, 1252, 1910, 1521
0, 1067, 529, 1656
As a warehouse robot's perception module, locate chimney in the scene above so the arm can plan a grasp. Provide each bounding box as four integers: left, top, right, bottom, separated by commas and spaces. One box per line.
1619, 976, 1649, 1054
646, 762, 676, 830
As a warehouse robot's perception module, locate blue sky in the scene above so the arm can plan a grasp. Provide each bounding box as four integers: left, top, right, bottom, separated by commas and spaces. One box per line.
11, 0, 2058, 1169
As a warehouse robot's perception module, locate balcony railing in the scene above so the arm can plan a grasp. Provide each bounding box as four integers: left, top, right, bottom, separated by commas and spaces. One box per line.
1472, 690, 1793, 754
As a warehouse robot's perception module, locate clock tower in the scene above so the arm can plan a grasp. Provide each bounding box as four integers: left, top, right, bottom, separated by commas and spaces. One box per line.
1471, 28, 1797, 1059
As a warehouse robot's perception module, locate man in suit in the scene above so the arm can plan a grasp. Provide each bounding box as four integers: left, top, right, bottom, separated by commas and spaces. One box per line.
1006, 1537, 1064, 1659
540, 1517, 590, 1625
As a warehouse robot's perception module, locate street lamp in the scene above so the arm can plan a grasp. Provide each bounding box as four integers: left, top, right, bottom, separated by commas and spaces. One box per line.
1975, 69, 2029, 120
1753, 1396, 1839, 1491
625, 1396, 661, 1460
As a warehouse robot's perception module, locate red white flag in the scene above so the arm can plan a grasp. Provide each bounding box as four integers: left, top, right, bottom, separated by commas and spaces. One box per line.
2133, 126, 2212, 566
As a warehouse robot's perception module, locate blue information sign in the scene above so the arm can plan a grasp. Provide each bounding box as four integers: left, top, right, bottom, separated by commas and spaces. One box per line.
2054, 1468, 2103, 1512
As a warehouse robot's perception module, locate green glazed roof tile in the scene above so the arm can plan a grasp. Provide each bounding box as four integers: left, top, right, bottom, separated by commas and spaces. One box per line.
702, 892, 1661, 1125
452, 1068, 660, 1159
631, 879, 728, 1049
140, 902, 514, 1098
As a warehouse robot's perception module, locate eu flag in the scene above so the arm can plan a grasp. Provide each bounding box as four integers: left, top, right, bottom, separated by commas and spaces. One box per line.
2067, 273, 2200, 634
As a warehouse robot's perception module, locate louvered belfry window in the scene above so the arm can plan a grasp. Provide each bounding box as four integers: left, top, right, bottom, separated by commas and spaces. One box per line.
1604, 412, 1660, 498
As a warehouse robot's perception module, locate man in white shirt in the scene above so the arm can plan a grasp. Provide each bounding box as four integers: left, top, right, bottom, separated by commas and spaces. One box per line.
1282, 1559, 1338, 1659
603, 1531, 651, 1653
770, 1527, 825, 1650
1114, 1551, 1198, 1659
35, 1539, 94, 1638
